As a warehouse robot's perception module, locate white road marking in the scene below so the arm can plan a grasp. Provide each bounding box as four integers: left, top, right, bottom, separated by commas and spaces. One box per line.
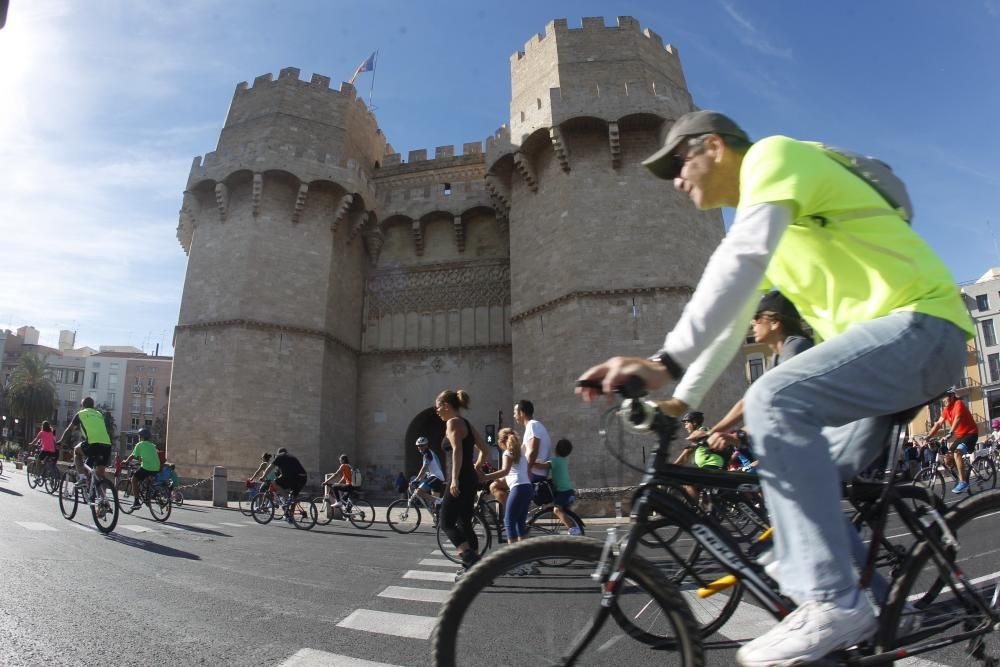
403, 570, 456, 583
378, 586, 450, 604
120, 525, 153, 533
417, 558, 455, 568
898, 657, 952, 666
336, 609, 436, 640
16, 522, 57, 531
429, 550, 443, 556
219, 522, 249, 527
158, 524, 184, 531
907, 570, 1000, 601
277, 648, 403, 667
70, 523, 93, 532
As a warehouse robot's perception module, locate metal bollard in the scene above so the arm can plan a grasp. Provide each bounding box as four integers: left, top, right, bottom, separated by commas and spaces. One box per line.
212, 466, 227, 507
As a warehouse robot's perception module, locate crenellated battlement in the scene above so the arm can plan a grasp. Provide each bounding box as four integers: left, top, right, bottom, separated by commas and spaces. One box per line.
380, 142, 486, 169
510, 16, 678, 65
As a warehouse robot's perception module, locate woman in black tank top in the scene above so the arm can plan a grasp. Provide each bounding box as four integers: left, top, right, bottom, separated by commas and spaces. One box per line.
435, 389, 489, 572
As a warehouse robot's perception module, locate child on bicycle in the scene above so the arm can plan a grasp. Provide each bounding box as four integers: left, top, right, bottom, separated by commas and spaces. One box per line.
156, 462, 179, 490
121, 428, 161, 510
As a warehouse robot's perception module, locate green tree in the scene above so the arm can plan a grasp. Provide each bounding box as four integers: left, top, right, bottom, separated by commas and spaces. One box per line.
7, 353, 56, 445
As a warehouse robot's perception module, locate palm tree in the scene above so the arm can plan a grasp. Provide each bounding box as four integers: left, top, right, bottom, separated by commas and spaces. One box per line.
7, 353, 56, 445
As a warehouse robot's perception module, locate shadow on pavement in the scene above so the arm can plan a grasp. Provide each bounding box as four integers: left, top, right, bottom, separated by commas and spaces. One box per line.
0, 486, 24, 496
104, 532, 202, 560
162, 521, 230, 537
311, 527, 387, 539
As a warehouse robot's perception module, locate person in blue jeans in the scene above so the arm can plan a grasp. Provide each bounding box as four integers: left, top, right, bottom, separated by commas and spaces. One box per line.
578, 110, 973, 666
480, 428, 533, 555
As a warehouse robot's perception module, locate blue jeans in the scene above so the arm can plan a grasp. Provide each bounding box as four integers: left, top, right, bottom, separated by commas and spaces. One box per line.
505, 483, 533, 539
744, 312, 966, 603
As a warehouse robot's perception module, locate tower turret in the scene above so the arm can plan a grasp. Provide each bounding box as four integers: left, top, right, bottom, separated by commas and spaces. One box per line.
489, 16, 745, 486
169, 68, 385, 481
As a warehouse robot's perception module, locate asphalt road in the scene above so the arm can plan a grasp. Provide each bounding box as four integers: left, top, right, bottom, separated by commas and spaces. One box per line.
0, 465, 997, 666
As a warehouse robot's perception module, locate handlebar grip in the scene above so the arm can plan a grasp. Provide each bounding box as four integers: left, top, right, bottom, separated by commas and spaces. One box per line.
575, 379, 604, 393
575, 376, 647, 398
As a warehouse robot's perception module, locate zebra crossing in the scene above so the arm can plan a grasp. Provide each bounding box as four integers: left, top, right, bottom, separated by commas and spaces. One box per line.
9, 517, 257, 535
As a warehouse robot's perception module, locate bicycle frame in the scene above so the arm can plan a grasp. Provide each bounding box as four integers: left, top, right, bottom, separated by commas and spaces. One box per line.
562, 402, 999, 664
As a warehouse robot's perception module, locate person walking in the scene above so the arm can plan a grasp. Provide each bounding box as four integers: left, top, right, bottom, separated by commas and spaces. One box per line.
577, 110, 973, 666
434, 389, 489, 578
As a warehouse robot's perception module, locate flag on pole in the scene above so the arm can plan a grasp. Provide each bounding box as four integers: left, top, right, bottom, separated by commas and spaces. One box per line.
349, 51, 377, 85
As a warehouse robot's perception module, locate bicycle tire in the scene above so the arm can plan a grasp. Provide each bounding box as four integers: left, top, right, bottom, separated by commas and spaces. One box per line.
238, 490, 255, 517
483, 497, 505, 543
911, 467, 946, 509
876, 490, 1000, 653
431, 535, 705, 666
90, 479, 118, 534
44, 467, 61, 494
26, 462, 39, 489
386, 499, 422, 533
149, 486, 172, 522
58, 471, 79, 520
118, 477, 137, 514
250, 492, 275, 525
632, 516, 744, 639
291, 498, 317, 530
436, 509, 492, 564
347, 498, 375, 529
172, 490, 184, 506
527, 506, 586, 566
970, 456, 997, 493
312, 496, 334, 525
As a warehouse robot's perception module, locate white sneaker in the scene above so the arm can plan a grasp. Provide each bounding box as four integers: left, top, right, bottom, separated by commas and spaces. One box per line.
736, 598, 876, 667
568, 527, 583, 536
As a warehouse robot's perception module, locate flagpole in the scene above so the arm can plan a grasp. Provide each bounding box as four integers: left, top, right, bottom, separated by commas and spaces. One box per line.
368, 49, 379, 110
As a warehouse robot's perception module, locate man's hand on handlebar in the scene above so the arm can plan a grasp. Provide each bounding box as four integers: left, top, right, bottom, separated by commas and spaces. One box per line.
575, 356, 671, 401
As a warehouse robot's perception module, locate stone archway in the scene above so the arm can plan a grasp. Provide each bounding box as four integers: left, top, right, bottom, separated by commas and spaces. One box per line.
403, 407, 446, 477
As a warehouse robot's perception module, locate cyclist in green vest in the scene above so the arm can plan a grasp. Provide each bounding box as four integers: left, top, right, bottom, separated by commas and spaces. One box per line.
57, 396, 114, 483
121, 427, 161, 510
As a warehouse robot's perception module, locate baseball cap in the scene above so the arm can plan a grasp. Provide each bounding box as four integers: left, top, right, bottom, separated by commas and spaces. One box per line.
642, 110, 750, 180
755, 291, 802, 322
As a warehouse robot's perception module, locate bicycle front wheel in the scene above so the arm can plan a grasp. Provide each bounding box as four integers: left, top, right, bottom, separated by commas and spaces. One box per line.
431, 535, 704, 666
386, 499, 421, 533
58, 472, 79, 520
291, 498, 317, 530
172, 490, 184, 506
911, 467, 946, 509
313, 496, 334, 525
347, 499, 375, 529
970, 456, 997, 493
876, 490, 1000, 654
44, 468, 61, 494
90, 479, 118, 534
436, 510, 492, 564
118, 477, 136, 514
250, 492, 275, 524
239, 490, 255, 516
26, 463, 39, 489
149, 487, 172, 522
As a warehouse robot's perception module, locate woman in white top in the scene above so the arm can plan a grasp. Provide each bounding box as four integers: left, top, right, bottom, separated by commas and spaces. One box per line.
480, 428, 532, 543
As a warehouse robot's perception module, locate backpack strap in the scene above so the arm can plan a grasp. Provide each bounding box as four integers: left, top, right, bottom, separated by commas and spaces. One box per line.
809, 207, 901, 227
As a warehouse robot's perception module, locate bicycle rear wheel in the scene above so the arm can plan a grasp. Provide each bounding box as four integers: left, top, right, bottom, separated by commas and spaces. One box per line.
386, 499, 421, 533
44, 467, 61, 494
347, 498, 374, 529
436, 510, 492, 563
90, 479, 118, 534
876, 490, 1000, 656
527, 506, 585, 566
291, 498, 317, 530
431, 535, 704, 666
149, 486, 172, 522
250, 492, 275, 524
970, 456, 997, 493
58, 472, 79, 520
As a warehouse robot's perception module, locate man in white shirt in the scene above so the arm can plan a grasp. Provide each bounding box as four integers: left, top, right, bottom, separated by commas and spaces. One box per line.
514, 400, 552, 483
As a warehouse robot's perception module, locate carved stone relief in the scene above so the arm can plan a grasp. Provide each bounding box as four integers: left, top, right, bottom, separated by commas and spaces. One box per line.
365, 260, 510, 318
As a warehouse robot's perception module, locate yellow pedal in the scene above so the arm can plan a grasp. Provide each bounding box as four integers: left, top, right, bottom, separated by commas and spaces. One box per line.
697, 574, 738, 598
756, 527, 773, 542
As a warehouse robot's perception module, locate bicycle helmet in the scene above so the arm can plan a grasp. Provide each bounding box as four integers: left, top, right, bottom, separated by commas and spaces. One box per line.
944, 386, 958, 397
680, 411, 704, 426
415, 436, 429, 448
137, 427, 152, 440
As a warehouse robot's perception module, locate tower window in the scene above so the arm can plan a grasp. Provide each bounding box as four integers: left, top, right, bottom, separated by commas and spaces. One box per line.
443, 183, 452, 196
536, 98, 541, 109
520, 111, 525, 122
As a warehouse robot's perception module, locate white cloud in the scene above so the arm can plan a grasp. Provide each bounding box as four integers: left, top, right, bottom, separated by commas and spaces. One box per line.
720, 2, 794, 61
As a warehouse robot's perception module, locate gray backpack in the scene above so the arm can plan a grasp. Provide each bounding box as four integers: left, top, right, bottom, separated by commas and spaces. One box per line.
818, 145, 913, 224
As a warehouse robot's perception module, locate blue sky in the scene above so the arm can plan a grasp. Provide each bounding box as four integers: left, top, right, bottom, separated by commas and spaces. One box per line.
2, 1, 998, 354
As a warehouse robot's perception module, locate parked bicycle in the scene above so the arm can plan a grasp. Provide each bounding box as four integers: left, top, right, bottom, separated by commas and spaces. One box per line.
314, 488, 374, 529
251, 483, 317, 530
432, 379, 1000, 666
58, 465, 119, 534
385, 479, 442, 534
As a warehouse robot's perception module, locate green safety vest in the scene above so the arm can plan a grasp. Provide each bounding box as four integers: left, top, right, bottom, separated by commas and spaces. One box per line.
78, 408, 112, 445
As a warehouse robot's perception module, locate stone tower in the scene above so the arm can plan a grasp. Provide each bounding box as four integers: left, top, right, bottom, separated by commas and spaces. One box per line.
168, 18, 746, 489
485, 16, 744, 486
171, 68, 384, 479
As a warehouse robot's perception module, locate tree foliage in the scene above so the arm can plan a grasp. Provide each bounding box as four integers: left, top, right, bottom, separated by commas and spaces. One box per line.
7, 353, 56, 444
